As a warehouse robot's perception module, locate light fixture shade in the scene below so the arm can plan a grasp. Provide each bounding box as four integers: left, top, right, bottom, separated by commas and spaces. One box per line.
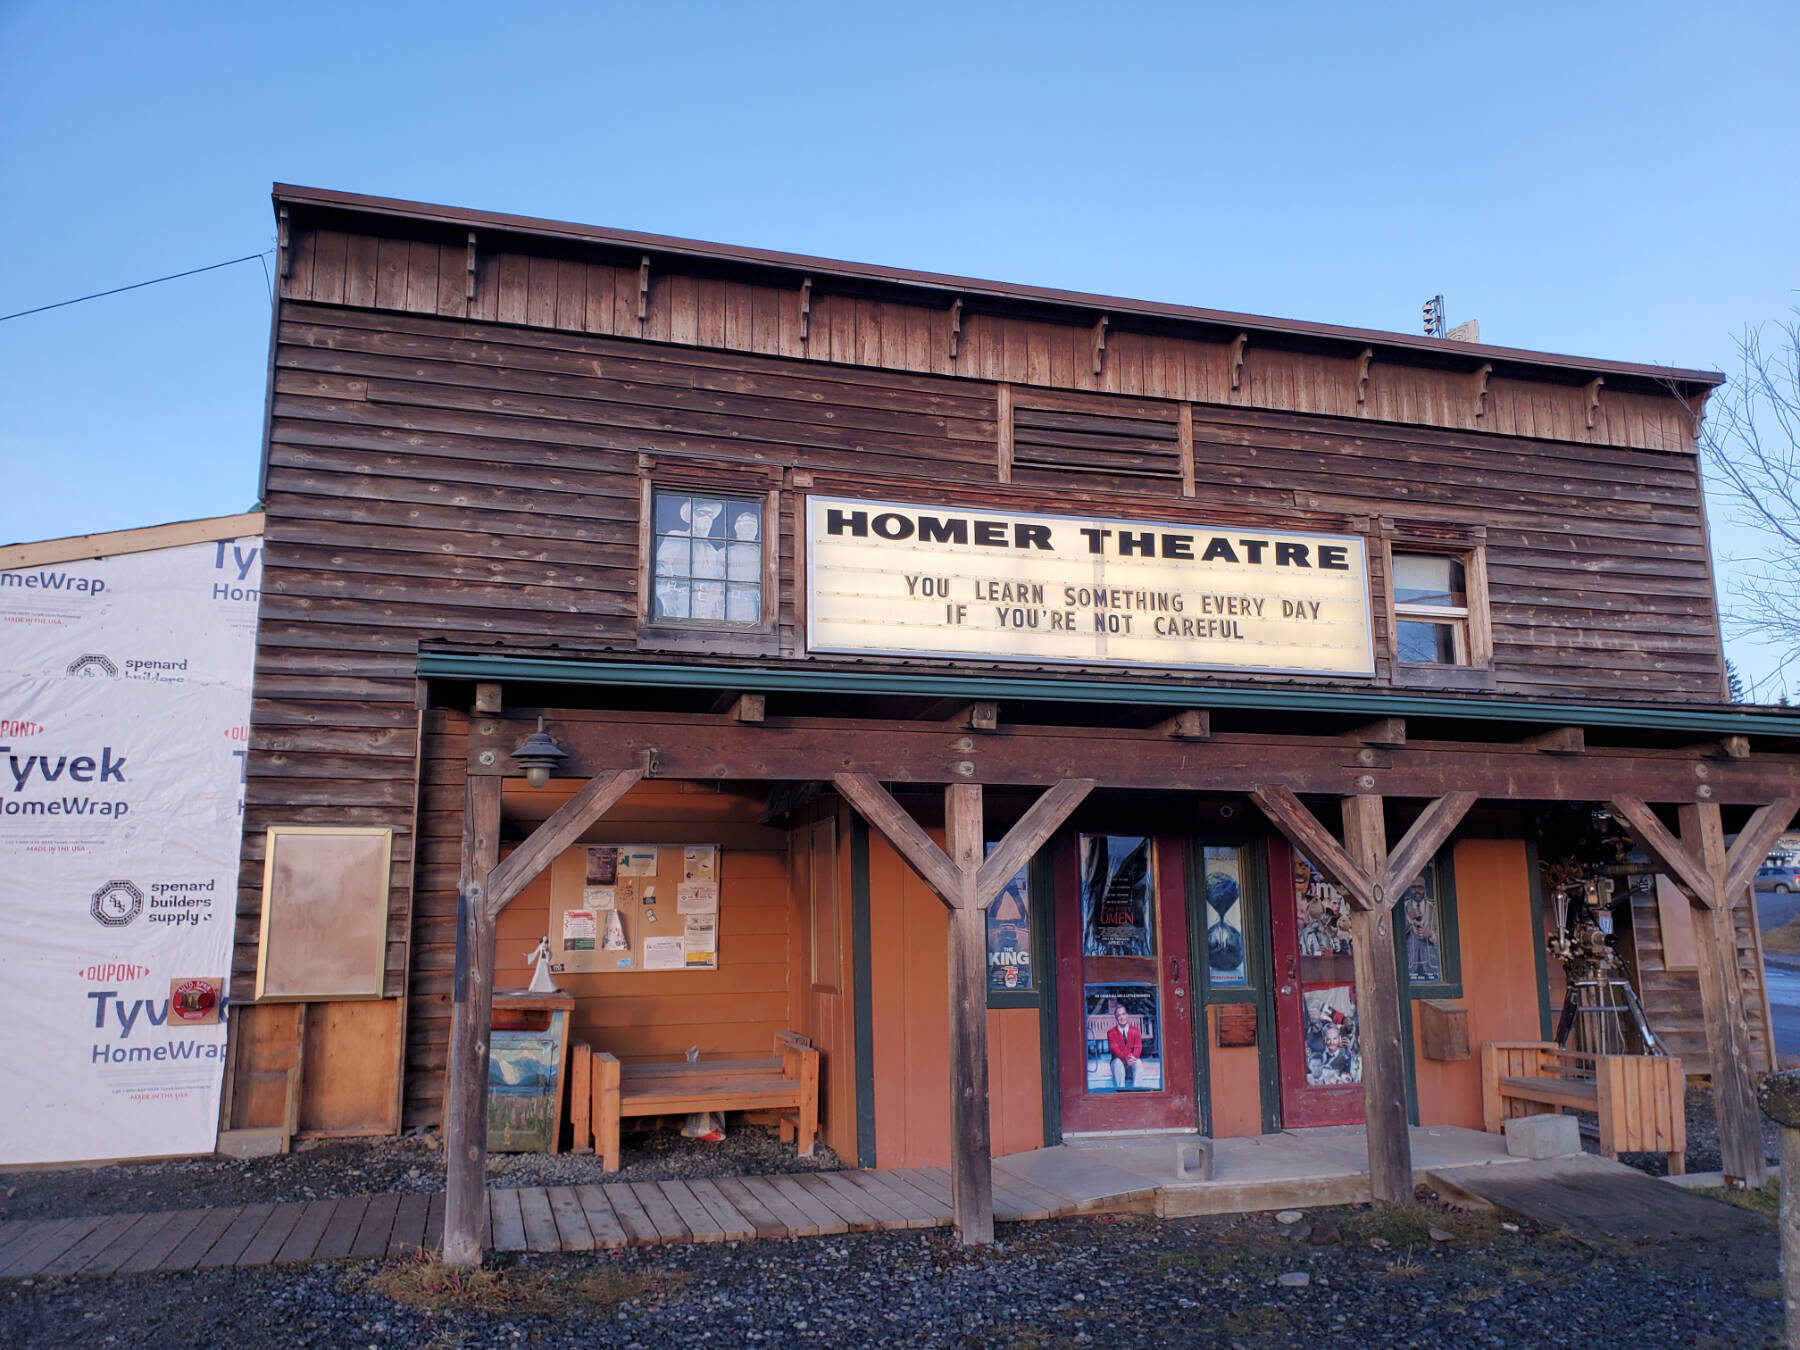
512, 717, 567, 789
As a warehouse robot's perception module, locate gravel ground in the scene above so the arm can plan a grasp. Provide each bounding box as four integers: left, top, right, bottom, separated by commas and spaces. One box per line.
1587, 1083, 1782, 1178
0, 1122, 841, 1223
0, 1195, 1779, 1349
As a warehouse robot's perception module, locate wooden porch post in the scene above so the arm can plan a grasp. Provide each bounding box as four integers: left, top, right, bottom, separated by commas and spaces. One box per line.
833, 773, 1092, 1244
440, 763, 645, 1266
944, 783, 995, 1245
1341, 794, 1411, 1206
1250, 786, 1474, 1207
442, 774, 501, 1267
1681, 803, 1769, 1187
1611, 795, 1798, 1187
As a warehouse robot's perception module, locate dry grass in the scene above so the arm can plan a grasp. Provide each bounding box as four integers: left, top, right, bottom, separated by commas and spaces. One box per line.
1760, 917, 1800, 954
1383, 1251, 1427, 1278
1697, 1178, 1780, 1217
362, 1251, 682, 1316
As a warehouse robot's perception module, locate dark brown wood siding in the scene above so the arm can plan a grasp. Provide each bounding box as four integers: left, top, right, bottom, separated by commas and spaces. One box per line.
237, 214, 1734, 1106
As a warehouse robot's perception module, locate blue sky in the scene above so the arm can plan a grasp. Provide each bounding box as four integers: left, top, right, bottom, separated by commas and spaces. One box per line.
1, 2, 1794, 691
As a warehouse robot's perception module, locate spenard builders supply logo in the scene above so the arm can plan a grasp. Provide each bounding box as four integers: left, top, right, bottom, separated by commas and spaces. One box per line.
68, 652, 192, 683
90, 880, 144, 927
0, 741, 130, 819
88, 877, 220, 929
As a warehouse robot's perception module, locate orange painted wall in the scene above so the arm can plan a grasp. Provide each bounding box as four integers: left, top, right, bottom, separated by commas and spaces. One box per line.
866, 829, 1044, 1168
1205, 1006, 1264, 1137
492, 780, 796, 1068
1411, 838, 1544, 1128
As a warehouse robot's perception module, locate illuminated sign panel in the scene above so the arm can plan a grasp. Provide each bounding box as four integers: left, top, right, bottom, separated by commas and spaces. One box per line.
805, 496, 1374, 676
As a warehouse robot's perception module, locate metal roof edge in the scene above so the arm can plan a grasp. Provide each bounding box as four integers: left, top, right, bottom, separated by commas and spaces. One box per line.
416, 653, 1800, 739
272, 184, 1724, 392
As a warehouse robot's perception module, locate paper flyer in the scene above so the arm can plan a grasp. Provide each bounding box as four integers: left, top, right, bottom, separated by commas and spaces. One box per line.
562, 909, 597, 951
584, 846, 618, 885
677, 880, 718, 913
684, 915, 718, 967
618, 846, 658, 877
644, 936, 687, 970
683, 845, 716, 881
581, 886, 616, 909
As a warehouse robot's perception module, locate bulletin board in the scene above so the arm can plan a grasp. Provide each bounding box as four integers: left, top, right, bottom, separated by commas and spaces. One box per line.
255, 826, 393, 1001
549, 844, 720, 975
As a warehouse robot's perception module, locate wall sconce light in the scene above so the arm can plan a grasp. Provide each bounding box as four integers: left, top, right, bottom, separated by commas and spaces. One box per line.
511, 716, 567, 789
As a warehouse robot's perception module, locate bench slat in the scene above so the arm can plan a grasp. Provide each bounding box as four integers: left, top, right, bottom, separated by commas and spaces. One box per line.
1497, 1074, 1598, 1106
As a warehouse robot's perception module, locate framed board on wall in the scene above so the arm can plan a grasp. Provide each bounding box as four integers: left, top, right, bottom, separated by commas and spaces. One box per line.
255, 826, 393, 1001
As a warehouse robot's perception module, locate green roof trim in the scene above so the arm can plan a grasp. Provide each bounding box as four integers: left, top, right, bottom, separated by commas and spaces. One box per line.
416, 653, 1800, 739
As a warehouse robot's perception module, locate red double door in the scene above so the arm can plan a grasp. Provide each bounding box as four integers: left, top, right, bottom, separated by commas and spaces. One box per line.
1054, 831, 1365, 1135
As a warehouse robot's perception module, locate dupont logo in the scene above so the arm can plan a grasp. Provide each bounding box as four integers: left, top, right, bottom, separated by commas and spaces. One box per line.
0, 720, 45, 738
91, 880, 144, 928
66, 654, 118, 678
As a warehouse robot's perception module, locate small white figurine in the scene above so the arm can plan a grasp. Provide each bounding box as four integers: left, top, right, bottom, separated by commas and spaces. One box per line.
525, 936, 558, 993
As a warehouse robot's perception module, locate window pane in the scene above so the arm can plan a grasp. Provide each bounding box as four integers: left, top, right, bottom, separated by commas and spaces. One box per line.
1393, 554, 1466, 607
653, 532, 692, 581
728, 502, 762, 543
654, 493, 692, 535
1397, 619, 1459, 664
653, 579, 690, 619
726, 541, 760, 581
725, 584, 761, 624
691, 580, 726, 621
689, 499, 727, 538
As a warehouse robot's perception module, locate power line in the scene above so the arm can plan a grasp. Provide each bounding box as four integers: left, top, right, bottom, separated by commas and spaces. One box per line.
0, 251, 274, 323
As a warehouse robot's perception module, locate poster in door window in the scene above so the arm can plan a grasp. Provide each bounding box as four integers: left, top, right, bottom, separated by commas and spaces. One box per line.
1202, 846, 1247, 988
985, 846, 1032, 992
1401, 869, 1442, 983
1080, 835, 1155, 957
1293, 851, 1355, 983
1302, 986, 1360, 1086
1084, 983, 1162, 1092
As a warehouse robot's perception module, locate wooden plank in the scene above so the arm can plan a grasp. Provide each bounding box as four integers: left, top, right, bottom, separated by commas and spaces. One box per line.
986, 1165, 1079, 1219
81, 1210, 185, 1276
572, 1184, 628, 1249
628, 1181, 692, 1244
310, 1198, 369, 1262
443, 773, 501, 1265
274, 1199, 339, 1265
655, 1180, 725, 1243
837, 1171, 938, 1228
198, 1202, 277, 1268
601, 1183, 662, 1245
517, 1187, 563, 1252
570, 1042, 593, 1153
41, 1212, 143, 1276
944, 782, 996, 1246
545, 1186, 596, 1251
793, 1173, 879, 1231
988, 1175, 1056, 1222
485, 768, 643, 914
489, 1188, 528, 1253
3, 1216, 105, 1277
756, 1175, 846, 1236
711, 1176, 791, 1238
385, 1194, 432, 1257
349, 1193, 401, 1260
424, 1192, 446, 1252
1344, 794, 1412, 1207
237, 1201, 309, 1267
0, 1218, 63, 1270
735, 1175, 821, 1237
685, 1178, 757, 1241
815, 1171, 910, 1229
116, 1210, 209, 1274
874, 1171, 956, 1223
161, 1206, 245, 1271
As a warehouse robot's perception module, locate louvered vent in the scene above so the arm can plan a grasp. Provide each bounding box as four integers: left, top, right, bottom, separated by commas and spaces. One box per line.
1010, 403, 1183, 489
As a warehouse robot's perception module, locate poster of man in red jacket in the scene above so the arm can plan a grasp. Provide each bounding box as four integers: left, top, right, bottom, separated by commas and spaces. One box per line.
1106, 1000, 1144, 1089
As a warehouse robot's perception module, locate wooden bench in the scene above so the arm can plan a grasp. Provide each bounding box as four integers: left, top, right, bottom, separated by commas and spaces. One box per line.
1481, 1041, 1686, 1175
577, 1031, 819, 1173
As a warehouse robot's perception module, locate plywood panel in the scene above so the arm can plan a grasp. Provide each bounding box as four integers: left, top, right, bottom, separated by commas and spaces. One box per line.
257, 828, 393, 1000
1206, 1005, 1263, 1138
298, 998, 402, 1135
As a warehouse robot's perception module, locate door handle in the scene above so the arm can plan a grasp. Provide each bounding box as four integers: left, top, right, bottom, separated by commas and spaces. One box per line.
1170, 956, 1183, 983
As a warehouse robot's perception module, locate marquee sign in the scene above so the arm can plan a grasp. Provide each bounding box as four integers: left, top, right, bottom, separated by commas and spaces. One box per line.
805, 496, 1374, 676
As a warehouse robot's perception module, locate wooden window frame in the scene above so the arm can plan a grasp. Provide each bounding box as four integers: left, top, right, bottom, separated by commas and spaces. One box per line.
637, 457, 781, 657
1378, 524, 1494, 692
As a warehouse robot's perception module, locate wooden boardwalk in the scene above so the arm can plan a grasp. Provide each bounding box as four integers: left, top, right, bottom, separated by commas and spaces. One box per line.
0, 1157, 1153, 1279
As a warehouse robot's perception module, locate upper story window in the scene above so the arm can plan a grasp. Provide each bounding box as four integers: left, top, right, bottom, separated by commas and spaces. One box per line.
651, 489, 764, 625
1392, 552, 1470, 665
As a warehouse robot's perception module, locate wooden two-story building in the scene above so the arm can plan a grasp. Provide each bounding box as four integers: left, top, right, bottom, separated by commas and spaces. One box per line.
226, 185, 1800, 1257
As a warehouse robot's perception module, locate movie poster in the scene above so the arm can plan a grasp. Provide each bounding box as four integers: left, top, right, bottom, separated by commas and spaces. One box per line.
1302, 985, 1360, 1086
1080, 834, 1154, 957
1084, 982, 1161, 1092
985, 845, 1031, 992
1401, 869, 1442, 983
1202, 845, 1246, 987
